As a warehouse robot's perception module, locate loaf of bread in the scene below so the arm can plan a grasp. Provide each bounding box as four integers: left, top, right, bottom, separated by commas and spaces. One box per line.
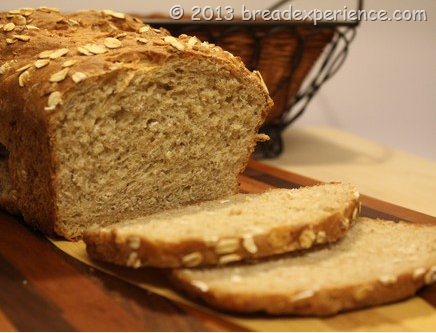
84, 183, 360, 268
170, 218, 436, 315
0, 8, 273, 239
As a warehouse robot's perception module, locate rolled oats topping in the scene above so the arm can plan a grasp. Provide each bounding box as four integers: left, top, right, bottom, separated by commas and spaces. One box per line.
182, 252, 203, 267
34, 59, 50, 69
49, 68, 69, 83
71, 71, 87, 83
45, 91, 62, 111
104, 37, 122, 49
3, 22, 16, 32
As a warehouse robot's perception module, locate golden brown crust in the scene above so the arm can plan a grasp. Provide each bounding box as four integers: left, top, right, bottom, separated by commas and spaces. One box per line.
169, 267, 435, 316
0, 8, 273, 237
84, 187, 360, 268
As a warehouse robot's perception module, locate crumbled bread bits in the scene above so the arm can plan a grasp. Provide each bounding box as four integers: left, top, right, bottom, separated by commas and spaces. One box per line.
16, 64, 32, 72
49, 48, 69, 59
104, 37, 122, 49
378, 275, 397, 286
139, 25, 150, 33
13, 34, 30, 42
126, 252, 141, 268
18, 70, 30, 87
77, 46, 93, 56
182, 252, 203, 267
34, 59, 50, 69
45, 91, 62, 111
0, 24, 3, 30
215, 238, 239, 255
84, 44, 108, 55
291, 290, 315, 301
425, 266, 436, 284
164, 36, 186, 51
3, 22, 16, 32
12, 15, 27, 26
152, 28, 161, 33
49, 68, 69, 83
219, 254, 242, 265
191, 280, 209, 292
316, 231, 327, 244
253, 70, 269, 93
242, 235, 258, 254
299, 229, 316, 249
62, 59, 77, 68
412, 267, 426, 281
127, 236, 141, 250
6, 38, 16, 45
25, 24, 39, 30
136, 37, 148, 44
71, 72, 87, 83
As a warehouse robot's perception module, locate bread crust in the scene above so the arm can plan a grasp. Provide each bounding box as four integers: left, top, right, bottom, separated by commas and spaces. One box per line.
84, 184, 360, 268
0, 8, 273, 238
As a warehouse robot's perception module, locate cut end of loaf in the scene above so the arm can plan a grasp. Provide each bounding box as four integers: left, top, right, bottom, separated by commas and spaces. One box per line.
52, 55, 270, 239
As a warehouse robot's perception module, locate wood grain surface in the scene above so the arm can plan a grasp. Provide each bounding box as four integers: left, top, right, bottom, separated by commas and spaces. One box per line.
0, 160, 434, 331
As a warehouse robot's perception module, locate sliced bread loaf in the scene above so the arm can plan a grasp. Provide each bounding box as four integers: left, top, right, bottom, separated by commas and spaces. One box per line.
0, 8, 273, 239
170, 218, 436, 316
84, 183, 360, 268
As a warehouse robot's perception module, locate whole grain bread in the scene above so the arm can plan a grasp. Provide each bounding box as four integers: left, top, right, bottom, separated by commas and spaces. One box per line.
0, 8, 273, 239
84, 183, 360, 268
170, 218, 436, 316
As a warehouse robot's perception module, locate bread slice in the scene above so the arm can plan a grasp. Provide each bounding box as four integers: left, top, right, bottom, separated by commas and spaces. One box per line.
0, 9, 273, 239
84, 183, 360, 268
170, 218, 436, 316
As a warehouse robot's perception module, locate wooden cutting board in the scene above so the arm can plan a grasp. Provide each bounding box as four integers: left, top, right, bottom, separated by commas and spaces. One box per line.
0, 160, 434, 331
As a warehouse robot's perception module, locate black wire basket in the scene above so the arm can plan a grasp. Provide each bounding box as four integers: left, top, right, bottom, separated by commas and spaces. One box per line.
143, 1, 362, 158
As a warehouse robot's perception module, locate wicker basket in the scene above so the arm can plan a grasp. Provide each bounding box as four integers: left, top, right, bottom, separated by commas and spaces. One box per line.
142, 4, 360, 157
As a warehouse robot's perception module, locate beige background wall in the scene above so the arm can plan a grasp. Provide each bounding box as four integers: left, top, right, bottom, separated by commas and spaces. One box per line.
1, 0, 434, 160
